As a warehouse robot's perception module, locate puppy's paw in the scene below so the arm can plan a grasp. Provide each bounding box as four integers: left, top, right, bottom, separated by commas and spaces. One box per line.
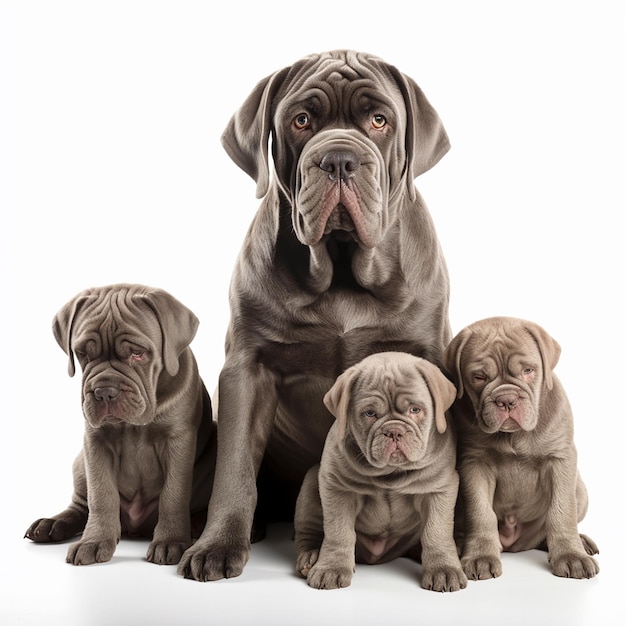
177, 536, 251, 581
306, 564, 353, 590
550, 552, 599, 579
66, 538, 117, 565
461, 554, 502, 580
25, 518, 73, 543
296, 549, 319, 578
147, 540, 190, 565
422, 565, 468, 592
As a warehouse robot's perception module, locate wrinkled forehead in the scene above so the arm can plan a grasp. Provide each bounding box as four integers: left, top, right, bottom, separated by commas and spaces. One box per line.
354, 358, 428, 402
73, 289, 159, 344
464, 328, 540, 369
275, 51, 404, 120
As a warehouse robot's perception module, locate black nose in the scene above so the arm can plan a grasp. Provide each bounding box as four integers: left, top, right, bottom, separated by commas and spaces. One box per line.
93, 386, 120, 402
319, 150, 360, 181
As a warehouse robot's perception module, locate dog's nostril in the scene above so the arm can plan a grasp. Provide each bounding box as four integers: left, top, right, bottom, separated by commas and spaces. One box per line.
319, 150, 360, 181
94, 386, 120, 402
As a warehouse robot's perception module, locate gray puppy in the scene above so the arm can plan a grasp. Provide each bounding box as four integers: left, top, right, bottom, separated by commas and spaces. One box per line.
179, 49, 452, 582
25, 284, 216, 566
294, 352, 466, 592
444, 317, 599, 579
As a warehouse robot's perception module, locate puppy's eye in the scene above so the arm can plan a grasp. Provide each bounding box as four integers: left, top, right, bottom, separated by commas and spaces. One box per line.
294, 113, 310, 130
131, 350, 146, 362
408, 405, 422, 416
371, 114, 386, 129
521, 368, 534, 379
363, 409, 377, 419
472, 374, 487, 384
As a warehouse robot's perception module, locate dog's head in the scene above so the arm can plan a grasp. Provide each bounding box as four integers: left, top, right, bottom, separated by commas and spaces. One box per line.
443, 317, 561, 434
323, 352, 456, 469
52, 284, 199, 428
221, 50, 449, 250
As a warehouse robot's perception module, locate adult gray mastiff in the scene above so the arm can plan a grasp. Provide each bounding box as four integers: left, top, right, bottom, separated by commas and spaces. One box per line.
294, 352, 466, 592
25, 284, 216, 566
443, 317, 599, 579
178, 50, 451, 582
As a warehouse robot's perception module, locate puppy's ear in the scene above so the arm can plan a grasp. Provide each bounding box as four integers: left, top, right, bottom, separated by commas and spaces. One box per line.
323, 367, 360, 439
415, 358, 457, 434
52, 291, 94, 377
524, 322, 561, 391
138, 289, 199, 377
443, 328, 471, 400
387, 64, 450, 200
221, 67, 291, 200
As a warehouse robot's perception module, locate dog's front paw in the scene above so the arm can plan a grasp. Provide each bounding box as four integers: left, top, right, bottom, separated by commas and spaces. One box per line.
177, 536, 251, 581
66, 538, 117, 565
147, 540, 190, 565
296, 549, 319, 578
461, 554, 502, 580
25, 518, 73, 543
579, 534, 599, 556
306, 564, 353, 590
422, 565, 468, 592
550, 552, 599, 579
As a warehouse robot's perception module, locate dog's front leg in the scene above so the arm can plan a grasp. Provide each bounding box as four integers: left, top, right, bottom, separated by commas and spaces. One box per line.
305, 482, 358, 590
147, 428, 196, 566
544, 457, 599, 579
420, 476, 467, 592
458, 462, 502, 580
177, 362, 278, 581
66, 431, 120, 565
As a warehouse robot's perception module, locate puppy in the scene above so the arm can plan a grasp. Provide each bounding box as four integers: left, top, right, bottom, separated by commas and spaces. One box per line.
294, 352, 466, 592
444, 316, 599, 579
25, 284, 216, 566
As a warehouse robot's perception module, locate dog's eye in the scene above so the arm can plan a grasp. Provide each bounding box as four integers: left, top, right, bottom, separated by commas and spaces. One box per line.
131, 350, 145, 361
472, 374, 487, 384
294, 113, 310, 130
363, 409, 377, 419
371, 114, 386, 129
408, 405, 422, 416
521, 367, 534, 378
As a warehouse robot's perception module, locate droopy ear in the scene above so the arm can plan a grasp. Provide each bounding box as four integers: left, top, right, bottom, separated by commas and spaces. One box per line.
323, 366, 361, 439
387, 64, 450, 201
415, 358, 457, 434
220, 67, 291, 200
52, 291, 94, 377
443, 328, 471, 400
524, 322, 561, 391
137, 289, 199, 377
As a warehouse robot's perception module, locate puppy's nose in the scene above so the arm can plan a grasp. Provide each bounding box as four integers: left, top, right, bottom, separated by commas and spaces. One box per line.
494, 393, 518, 410
383, 426, 405, 442
319, 150, 360, 181
93, 386, 120, 402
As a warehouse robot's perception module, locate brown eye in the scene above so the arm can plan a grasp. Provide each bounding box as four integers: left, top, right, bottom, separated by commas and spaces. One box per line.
294, 113, 310, 130
372, 114, 386, 129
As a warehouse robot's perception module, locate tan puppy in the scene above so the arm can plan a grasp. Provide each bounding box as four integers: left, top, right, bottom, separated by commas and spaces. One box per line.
25, 284, 216, 566
294, 352, 466, 592
444, 317, 599, 579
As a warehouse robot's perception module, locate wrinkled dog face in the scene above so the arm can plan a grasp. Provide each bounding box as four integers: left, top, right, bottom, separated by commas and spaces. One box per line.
272, 55, 406, 249
352, 370, 434, 468
324, 352, 455, 470
445, 318, 561, 434
73, 311, 161, 428
59, 291, 165, 428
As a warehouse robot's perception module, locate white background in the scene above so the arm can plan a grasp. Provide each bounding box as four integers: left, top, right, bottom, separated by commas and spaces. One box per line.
1, 1, 624, 625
